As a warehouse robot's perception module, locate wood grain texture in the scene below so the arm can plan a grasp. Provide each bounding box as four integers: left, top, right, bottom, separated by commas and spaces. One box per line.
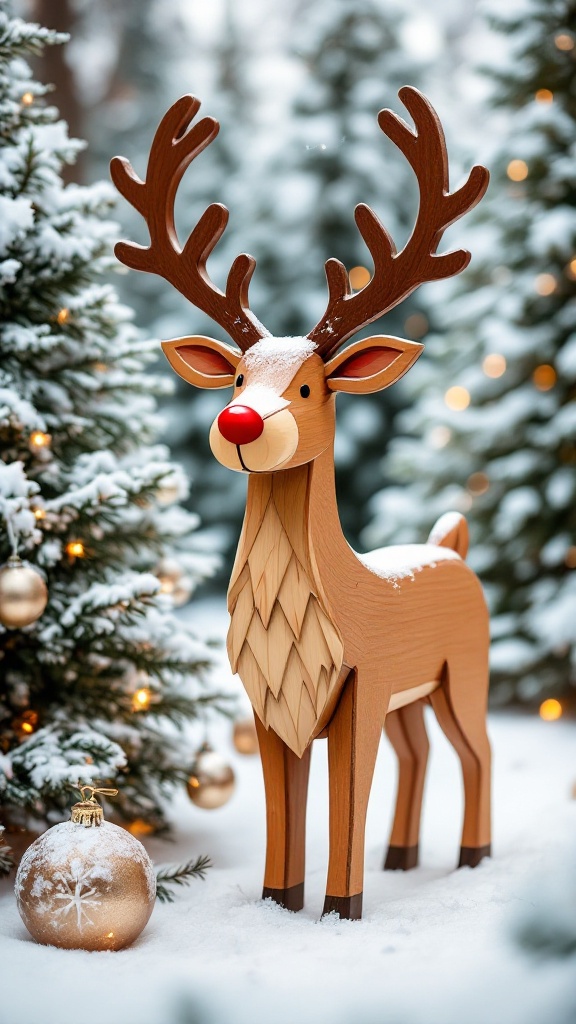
111, 86, 492, 921
228, 466, 344, 756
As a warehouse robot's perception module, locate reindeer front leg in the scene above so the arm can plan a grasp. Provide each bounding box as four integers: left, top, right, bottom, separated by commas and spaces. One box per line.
255, 715, 311, 912
323, 669, 384, 920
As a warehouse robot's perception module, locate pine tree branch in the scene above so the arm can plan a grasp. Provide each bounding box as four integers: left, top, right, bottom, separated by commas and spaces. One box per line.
155, 855, 212, 903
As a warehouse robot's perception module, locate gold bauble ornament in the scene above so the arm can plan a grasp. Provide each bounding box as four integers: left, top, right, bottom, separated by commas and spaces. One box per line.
0, 555, 48, 629
187, 743, 236, 809
15, 787, 156, 951
233, 717, 259, 755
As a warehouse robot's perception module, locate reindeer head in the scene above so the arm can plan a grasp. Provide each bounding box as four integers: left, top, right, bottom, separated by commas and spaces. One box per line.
111, 89, 488, 475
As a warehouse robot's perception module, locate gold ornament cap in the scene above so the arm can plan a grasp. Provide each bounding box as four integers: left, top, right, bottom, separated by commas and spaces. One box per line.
70, 786, 118, 827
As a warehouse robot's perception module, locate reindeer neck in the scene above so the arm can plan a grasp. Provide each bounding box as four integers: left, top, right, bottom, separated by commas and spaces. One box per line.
227, 445, 349, 756
231, 445, 350, 592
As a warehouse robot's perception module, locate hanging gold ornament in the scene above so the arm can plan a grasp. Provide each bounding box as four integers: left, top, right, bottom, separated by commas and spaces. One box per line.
187, 743, 235, 809
0, 555, 48, 629
15, 786, 156, 951
232, 717, 259, 755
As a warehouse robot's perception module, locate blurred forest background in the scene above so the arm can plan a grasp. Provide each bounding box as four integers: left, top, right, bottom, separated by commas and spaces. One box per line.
17, 0, 576, 707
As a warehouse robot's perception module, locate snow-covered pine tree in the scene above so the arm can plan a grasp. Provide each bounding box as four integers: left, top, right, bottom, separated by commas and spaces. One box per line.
364, 0, 576, 704
0, 8, 224, 873
247, 0, 428, 548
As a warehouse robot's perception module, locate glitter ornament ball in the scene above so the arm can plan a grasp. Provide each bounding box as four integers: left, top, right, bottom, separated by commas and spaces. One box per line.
187, 743, 236, 809
0, 555, 48, 629
15, 789, 156, 951
232, 717, 259, 755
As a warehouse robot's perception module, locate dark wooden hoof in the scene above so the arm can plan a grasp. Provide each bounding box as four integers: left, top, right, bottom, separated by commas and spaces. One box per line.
384, 844, 419, 871
262, 882, 304, 912
322, 893, 363, 920
458, 844, 491, 868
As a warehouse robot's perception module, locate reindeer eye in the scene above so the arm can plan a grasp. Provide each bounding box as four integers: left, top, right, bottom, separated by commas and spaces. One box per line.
300, 384, 310, 398
236, 374, 244, 387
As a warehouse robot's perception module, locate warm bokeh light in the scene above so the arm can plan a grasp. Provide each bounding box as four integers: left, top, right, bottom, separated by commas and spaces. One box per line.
444, 386, 470, 411
18, 710, 38, 735
554, 32, 574, 51
534, 88, 553, 104
29, 430, 50, 450
21, 91, 34, 105
159, 575, 175, 594
127, 818, 155, 836
429, 425, 452, 449
349, 265, 371, 290
56, 308, 69, 325
507, 159, 528, 182
482, 353, 507, 378
539, 698, 563, 721
532, 364, 557, 390
33, 506, 46, 520
133, 687, 151, 711
534, 273, 557, 296
66, 540, 85, 557
467, 472, 490, 496
404, 312, 429, 339
565, 546, 576, 568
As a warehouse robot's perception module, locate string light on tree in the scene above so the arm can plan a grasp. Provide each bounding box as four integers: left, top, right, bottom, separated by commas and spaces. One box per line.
65, 540, 85, 558
539, 699, 563, 721
13, 710, 39, 738
482, 353, 507, 378
532, 364, 556, 390
507, 159, 528, 181
534, 273, 557, 296
348, 266, 371, 290
444, 386, 470, 411
132, 686, 152, 712
554, 32, 574, 51
21, 91, 33, 105
28, 430, 51, 454
56, 307, 70, 325
534, 88, 554, 104
404, 312, 428, 339
428, 425, 452, 449
467, 472, 490, 496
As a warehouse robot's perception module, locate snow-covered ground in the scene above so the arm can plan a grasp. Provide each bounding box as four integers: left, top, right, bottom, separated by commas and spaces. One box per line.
1, 598, 575, 1024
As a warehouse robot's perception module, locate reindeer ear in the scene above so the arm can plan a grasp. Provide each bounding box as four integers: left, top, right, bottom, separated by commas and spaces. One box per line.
325, 335, 423, 394
161, 336, 241, 389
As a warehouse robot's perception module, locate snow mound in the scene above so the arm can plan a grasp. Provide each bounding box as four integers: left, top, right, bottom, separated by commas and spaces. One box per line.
359, 543, 460, 584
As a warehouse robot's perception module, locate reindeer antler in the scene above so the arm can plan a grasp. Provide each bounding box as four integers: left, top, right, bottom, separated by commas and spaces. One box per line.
110, 95, 269, 351
308, 87, 489, 359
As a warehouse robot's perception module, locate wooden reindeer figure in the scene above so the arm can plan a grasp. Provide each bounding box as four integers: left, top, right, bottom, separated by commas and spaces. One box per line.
111, 87, 491, 920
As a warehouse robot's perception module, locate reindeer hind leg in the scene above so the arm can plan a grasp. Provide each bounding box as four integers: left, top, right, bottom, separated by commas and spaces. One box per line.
384, 700, 429, 870
430, 657, 491, 868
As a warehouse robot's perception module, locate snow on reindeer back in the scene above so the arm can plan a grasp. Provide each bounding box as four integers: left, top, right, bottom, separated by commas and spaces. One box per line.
359, 543, 460, 587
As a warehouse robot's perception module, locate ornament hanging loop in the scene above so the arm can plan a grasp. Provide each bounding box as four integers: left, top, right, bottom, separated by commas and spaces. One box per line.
71, 785, 119, 827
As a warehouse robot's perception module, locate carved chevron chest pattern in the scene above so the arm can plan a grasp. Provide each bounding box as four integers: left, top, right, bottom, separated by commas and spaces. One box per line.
227, 467, 344, 757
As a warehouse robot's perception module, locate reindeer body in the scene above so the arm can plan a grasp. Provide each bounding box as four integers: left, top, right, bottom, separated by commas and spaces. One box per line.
112, 86, 492, 920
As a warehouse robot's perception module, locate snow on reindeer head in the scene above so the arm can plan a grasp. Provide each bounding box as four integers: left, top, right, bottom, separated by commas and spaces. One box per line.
111, 89, 488, 474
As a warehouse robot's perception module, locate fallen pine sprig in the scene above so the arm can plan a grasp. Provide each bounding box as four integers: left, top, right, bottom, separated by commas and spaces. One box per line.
155, 855, 212, 903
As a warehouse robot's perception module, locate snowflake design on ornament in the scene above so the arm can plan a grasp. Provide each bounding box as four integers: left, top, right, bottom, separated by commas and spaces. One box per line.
51, 859, 102, 931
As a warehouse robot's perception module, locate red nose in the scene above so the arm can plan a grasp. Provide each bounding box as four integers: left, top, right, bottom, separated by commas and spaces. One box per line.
218, 405, 264, 446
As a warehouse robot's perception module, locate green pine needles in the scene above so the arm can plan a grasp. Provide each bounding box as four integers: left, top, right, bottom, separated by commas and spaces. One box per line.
0, 6, 226, 872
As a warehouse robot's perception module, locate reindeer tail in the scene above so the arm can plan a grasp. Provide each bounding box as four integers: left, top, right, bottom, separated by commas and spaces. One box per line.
427, 511, 469, 559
